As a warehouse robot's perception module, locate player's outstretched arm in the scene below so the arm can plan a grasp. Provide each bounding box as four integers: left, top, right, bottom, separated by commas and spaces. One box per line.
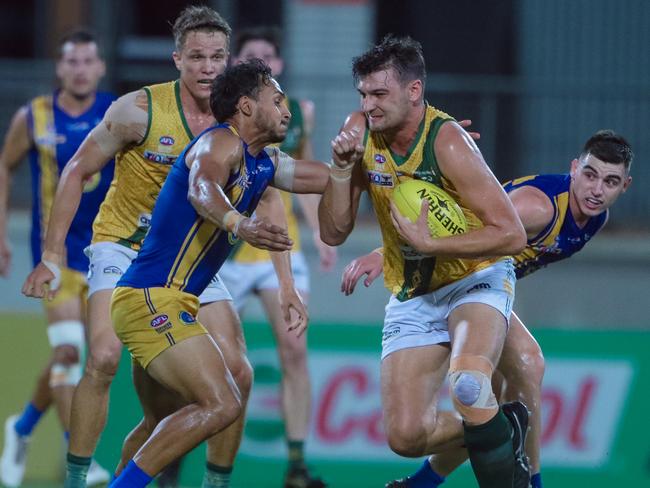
0, 106, 31, 276
340, 248, 383, 296
257, 187, 308, 336
187, 129, 292, 252
22, 90, 148, 299
318, 113, 366, 246
392, 121, 526, 258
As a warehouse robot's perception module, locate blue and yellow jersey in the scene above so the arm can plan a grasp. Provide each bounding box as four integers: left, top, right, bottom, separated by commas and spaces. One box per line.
27, 91, 115, 272
118, 124, 276, 297
363, 105, 502, 301
232, 97, 304, 263
92, 81, 195, 251
504, 173, 607, 279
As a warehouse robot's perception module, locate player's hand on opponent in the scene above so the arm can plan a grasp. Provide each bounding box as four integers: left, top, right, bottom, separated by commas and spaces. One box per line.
340, 250, 383, 296
278, 285, 309, 337
313, 230, 337, 272
237, 216, 293, 252
331, 128, 364, 170
458, 119, 480, 141
390, 199, 434, 255
0, 237, 11, 277
22, 252, 63, 300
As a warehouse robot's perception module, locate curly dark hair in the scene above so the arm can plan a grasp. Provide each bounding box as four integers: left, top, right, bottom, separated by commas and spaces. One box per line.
210, 59, 273, 122
581, 130, 633, 172
172, 5, 232, 51
352, 34, 426, 86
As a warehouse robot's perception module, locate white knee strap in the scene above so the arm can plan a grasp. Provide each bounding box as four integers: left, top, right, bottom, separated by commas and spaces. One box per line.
47, 321, 85, 387
47, 320, 85, 348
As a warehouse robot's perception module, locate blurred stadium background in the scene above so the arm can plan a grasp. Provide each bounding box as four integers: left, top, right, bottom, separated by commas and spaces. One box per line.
1, 0, 648, 486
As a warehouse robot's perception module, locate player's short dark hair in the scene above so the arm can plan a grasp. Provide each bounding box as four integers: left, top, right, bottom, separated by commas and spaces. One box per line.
58, 29, 99, 58
210, 59, 273, 122
581, 130, 634, 172
235, 26, 282, 57
172, 5, 232, 51
352, 34, 426, 87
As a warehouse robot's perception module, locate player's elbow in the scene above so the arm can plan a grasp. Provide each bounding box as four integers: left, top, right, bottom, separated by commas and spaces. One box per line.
502, 224, 527, 254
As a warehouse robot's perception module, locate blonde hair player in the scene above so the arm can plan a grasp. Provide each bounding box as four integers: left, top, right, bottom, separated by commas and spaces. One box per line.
21, 7, 303, 488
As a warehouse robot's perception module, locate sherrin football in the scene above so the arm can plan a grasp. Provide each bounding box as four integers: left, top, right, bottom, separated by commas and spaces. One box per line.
392, 179, 467, 237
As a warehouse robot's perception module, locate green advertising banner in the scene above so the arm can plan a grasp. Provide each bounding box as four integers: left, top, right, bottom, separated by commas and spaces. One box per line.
1, 315, 648, 487
90, 323, 649, 488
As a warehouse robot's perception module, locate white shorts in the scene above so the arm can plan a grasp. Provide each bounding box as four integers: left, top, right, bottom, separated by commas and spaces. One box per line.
85, 242, 231, 304
381, 259, 515, 360
219, 252, 310, 312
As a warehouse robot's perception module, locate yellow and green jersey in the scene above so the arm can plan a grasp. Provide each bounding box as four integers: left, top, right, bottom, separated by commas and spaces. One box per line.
92, 80, 195, 251
363, 105, 501, 301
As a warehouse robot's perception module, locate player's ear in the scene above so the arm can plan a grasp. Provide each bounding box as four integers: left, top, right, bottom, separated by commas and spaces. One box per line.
622, 175, 632, 193
569, 158, 579, 178
172, 51, 182, 71
408, 79, 423, 102
238, 96, 253, 117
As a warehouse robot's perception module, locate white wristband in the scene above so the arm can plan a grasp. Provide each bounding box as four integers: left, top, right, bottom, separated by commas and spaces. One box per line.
42, 259, 62, 291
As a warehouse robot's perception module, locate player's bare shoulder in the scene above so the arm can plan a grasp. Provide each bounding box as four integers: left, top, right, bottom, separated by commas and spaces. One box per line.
186, 126, 243, 171
98, 89, 150, 148
508, 185, 555, 239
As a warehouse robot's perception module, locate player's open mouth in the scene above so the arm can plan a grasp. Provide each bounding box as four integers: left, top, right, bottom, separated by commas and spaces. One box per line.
585, 197, 602, 209
198, 79, 213, 86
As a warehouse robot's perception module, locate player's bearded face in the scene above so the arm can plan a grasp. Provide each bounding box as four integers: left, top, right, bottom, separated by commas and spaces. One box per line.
57, 42, 105, 99
570, 154, 631, 217
254, 79, 291, 144
358, 69, 411, 132
174, 30, 229, 101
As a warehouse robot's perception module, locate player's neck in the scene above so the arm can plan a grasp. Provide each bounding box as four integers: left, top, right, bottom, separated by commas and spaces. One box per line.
56, 90, 96, 117
178, 81, 215, 134
568, 186, 590, 228
229, 120, 268, 156
385, 104, 426, 156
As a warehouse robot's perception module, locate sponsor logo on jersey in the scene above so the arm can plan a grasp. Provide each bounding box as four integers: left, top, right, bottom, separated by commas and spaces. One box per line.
150, 314, 172, 333
143, 150, 177, 165
412, 168, 437, 183
159, 136, 175, 146
367, 170, 394, 187
138, 213, 152, 230
179, 311, 197, 325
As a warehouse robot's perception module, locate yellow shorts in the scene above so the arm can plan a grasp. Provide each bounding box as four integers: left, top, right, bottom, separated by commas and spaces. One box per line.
44, 267, 88, 310
111, 286, 207, 369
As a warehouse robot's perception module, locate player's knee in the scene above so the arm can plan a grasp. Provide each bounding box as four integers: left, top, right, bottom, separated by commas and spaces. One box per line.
278, 338, 308, 372
230, 356, 253, 399
47, 321, 84, 387
385, 424, 426, 457
200, 392, 242, 432
449, 356, 498, 425
87, 341, 122, 377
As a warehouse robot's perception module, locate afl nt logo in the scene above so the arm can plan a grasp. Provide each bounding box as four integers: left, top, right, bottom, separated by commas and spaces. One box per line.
159, 136, 175, 146
374, 154, 386, 164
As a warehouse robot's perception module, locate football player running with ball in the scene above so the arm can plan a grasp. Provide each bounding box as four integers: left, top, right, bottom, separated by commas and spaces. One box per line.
318, 35, 531, 488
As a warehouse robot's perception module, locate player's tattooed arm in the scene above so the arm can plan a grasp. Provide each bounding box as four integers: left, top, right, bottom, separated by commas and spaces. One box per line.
0, 106, 31, 276
187, 129, 292, 252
